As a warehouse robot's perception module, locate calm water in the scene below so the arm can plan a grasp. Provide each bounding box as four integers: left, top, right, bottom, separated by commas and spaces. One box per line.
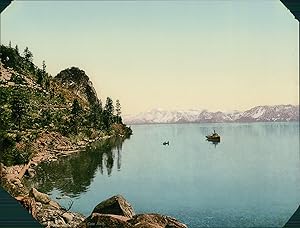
27, 122, 300, 227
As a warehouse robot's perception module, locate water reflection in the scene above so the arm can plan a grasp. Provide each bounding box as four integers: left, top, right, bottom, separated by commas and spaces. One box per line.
211, 141, 220, 147
25, 137, 126, 197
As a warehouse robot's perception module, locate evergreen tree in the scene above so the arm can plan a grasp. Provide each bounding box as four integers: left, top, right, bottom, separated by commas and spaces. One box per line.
15, 45, 19, 54
89, 102, 102, 129
10, 94, 27, 130
44, 77, 50, 91
9, 41, 11, 48
115, 99, 121, 123
104, 97, 114, 116
23, 47, 33, 62
71, 99, 82, 117
42, 60, 46, 72
0, 89, 10, 132
102, 110, 110, 131
37, 69, 44, 86
70, 99, 82, 134
102, 97, 114, 130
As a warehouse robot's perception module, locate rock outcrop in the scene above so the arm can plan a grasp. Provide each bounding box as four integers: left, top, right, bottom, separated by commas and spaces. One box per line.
80, 195, 187, 228
17, 188, 85, 227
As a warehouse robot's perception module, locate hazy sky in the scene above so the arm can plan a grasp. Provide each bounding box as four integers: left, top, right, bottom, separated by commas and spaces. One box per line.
1, 1, 298, 114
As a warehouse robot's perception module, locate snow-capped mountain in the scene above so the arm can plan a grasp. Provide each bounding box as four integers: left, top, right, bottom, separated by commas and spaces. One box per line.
124, 105, 299, 124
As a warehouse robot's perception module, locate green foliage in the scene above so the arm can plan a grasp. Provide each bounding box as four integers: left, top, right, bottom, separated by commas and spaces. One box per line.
88, 102, 102, 129
105, 97, 114, 115
85, 84, 98, 105
69, 99, 83, 134
0, 43, 132, 166
40, 109, 52, 127
10, 92, 28, 130
0, 132, 16, 165
0, 45, 35, 76
11, 73, 26, 85
55, 67, 89, 87
42, 60, 46, 72
71, 99, 82, 117
0, 88, 11, 131
0, 132, 33, 166
23, 47, 33, 62
115, 99, 122, 123
0, 45, 23, 72
36, 68, 44, 85
15, 45, 19, 55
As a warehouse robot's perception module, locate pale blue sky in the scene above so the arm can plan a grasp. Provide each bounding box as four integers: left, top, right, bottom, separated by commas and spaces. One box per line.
1, 1, 298, 114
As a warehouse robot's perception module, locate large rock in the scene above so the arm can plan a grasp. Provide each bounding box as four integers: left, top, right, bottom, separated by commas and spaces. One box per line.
92, 195, 135, 218
29, 188, 51, 204
80, 195, 188, 228
62, 212, 74, 223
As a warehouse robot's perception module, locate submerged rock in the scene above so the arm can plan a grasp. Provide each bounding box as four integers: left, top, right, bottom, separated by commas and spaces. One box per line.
92, 195, 135, 218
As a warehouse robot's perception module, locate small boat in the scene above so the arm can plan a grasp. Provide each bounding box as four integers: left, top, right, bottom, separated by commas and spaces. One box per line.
206, 130, 220, 142
163, 141, 169, 145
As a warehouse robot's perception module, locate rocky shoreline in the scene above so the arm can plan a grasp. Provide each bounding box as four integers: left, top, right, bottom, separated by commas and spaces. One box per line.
0, 133, 188, 227
0, 132, 112, 227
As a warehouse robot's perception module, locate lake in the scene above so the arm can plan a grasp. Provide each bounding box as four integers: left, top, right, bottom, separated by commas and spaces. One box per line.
27, 122, 300, 227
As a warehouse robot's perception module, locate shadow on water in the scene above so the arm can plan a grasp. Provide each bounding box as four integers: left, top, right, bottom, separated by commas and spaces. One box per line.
24, 137, 126, 197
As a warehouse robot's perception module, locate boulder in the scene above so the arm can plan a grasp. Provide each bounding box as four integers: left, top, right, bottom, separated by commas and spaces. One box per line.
92, 195, 135, 218
62, 212, 74, 223
80, 195, 187, 228
29, 188, 51, 204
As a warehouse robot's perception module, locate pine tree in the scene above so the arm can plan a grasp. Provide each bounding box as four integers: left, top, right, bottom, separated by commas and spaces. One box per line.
42, 60, 46, 72
70, 99, 82, 134
37, 69, 44, 86
104, 97, 114, 116
15, 45, 19, 55
23, 47, 33, 62
115, 99, 121, 123
103, 97, 114, 130
10, 94, 27, 130
71, 99, 82, 118
9, 41, 11, 48
89, 102, 102, 129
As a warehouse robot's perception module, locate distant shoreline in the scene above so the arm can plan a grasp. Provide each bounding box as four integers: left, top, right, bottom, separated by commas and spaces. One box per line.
126, 120, 300, 126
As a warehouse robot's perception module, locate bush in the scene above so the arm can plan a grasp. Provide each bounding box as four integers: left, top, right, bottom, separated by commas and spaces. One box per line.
11, 73, 26, 85
0, 132, 33, 166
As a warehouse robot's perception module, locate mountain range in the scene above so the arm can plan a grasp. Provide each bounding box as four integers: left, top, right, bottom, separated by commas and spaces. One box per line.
124, 105, 299, 124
